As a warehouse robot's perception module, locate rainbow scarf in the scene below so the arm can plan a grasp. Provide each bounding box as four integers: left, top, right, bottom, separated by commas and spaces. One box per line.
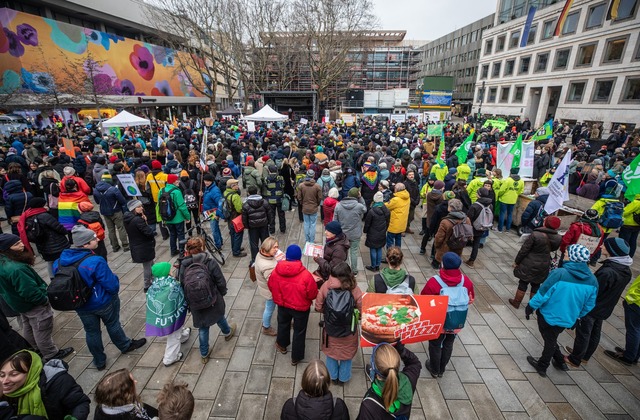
362, 170, 379, 190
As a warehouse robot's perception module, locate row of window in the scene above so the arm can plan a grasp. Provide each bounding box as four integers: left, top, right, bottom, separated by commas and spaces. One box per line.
424, 25, 492, 58
425, 49, 481, 71
486, 0, 638, 56
480, 34, 639, 79
477, 76, 640, 105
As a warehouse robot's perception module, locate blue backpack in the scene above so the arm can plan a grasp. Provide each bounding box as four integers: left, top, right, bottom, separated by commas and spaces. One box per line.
433, 275, 469, 331
599, 201, 624, 229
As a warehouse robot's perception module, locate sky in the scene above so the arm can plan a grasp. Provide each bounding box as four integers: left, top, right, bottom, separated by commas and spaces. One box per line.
371, 0, 497, 41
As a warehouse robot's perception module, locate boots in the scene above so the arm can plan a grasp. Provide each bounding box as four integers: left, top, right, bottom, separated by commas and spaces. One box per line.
509, 289, 526, 309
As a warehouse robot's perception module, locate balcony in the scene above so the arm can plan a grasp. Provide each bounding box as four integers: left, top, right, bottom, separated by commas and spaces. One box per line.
342, 100, 364, 109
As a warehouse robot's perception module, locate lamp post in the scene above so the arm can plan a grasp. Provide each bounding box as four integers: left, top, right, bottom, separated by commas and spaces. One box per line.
478, 81, 485, 119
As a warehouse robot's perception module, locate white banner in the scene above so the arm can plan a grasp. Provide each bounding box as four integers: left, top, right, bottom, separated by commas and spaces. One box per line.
116, 174, 142, 197
299, 118, 308, 125
544, 150, 572, 215
496, 141, 534, 178
496, 142, 514, 176
247, 121, 256, 132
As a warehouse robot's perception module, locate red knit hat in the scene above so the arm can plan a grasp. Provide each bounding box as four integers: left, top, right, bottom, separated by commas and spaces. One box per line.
544, 216, 561, 230
151, 160, 162, 170
167, 174, 178, 184
109, 155, 118, 164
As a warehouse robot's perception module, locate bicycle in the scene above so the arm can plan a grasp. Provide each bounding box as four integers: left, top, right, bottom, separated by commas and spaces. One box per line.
180, 212, 226, 266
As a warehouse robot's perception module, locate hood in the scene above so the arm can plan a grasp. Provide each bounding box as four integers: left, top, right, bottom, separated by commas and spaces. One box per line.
535, 194, 549, 204
327, 233, 350, 248
79, 211, 102, 223
476, 197, 493, 206
444, 174, 455, 182
303, 179, 316, 186
379, 169, 389, 178
448, 211, 466, 220
246, 195, 265, 208
561, 261, 596, 280
427, 190, 443, 199
43, 359, 68, 383
94, 163, 106, 171
59, 248, 94, 266
604, 256, 633, 267
394, 190, 410, 200
511, 175, 521, 182
380, 267, 408, 287
4, 180, 23, 194
320, 174, 332, 183
244, 166, 257, 176
438, 268, 464, 285
95, 181, 113, 193
338, 197, 361, 210
273, 260, 307, 278
293, 390, 336, 420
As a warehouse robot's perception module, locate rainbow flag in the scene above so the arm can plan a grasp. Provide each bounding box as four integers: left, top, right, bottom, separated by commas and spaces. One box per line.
58, 201, 81, 231
554, 0, 575, 37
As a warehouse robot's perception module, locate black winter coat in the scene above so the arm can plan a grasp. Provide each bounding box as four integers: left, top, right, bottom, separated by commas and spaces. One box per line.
4, 180, 31, 220
521, 195, 548, 229
242, 196, 272, 229
404, 178, 420, 207
123, 211, 155, 263
178, 253, 227, 328
316, 233, 350, 280
93, 403, 158, 420
588, 259, 633, 320
280, 390, 349, 420
513, 227, 562, 284
364, 206, 390, 249
33, 211, 70, 261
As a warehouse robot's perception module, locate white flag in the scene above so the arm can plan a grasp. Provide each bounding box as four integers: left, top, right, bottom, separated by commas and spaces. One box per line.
543, 149, 571, 215
199, 127, 208, 171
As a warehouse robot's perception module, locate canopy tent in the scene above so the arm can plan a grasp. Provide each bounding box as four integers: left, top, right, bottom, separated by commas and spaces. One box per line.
101, 110, 150, 127
243, 105, 288, 122
216, 106, 241, 116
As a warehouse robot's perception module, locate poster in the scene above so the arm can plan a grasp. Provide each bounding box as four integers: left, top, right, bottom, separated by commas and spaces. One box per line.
496, 141, 534, 178
303, 242, 324, 258
62, 138, 76, 158
247, 121, 256, 132
360, 293, 448, 347
427, 124, 444, 137
299, 118, 308, 125
482, 119, 508, 131
115, 174, 142, 197
424, 111, 441, 123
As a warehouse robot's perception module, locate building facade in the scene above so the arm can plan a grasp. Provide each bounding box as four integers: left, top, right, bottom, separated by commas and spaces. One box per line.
473, 0, 640, 135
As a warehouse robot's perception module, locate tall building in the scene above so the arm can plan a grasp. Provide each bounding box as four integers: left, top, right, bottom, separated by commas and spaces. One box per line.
473, 0, 640, 135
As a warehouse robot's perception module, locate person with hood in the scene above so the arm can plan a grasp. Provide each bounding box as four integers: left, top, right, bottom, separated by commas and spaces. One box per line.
576, 170, 600, 200
360, 162, 379, 209
322, 187, 339, 225
57, 178, 90, 233
94, 172, 129, 253
340, 166, 359, 200
421, 252, 475, 377
0, 350, 90, 420
202, 173, 223, 249
268, 244, 318, 365
314, 221, 350, 284
93, 156, 110, 185
385, 183, 411, 249
334, 188, 367, 274
509, 216, 563, 308
430, 161, 448, 181
280, 359, 349, 419
519, 187, 550, 234
76, 201, 108, 261
560, 209, 603, 260
433, 198, 471, 266
297, 169, 323, 244
364, 191, 390, 272
378, 162, 390, 181
525, 244, 598, 377
54, 226, 147, 370
368, 246, 417, 294
59, 166, 91, 195
564, 238, 632, 368
4, 178, 32, 236
242, 159, 262, 191
158, 174, 190, 257
464, 187, 495, 268
123, 200, 156, 292
443, 167, 457, 191
404, 171, 420, 234
456, 160, 471, 183
419, 180, 446, 255
317, 168, 337, 223
263, 164, 286, 234
242, 185, 272, 264
497, 167, 524, 233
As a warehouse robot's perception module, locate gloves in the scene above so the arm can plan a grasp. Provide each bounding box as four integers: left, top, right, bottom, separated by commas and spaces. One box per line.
525, 305, 534, 320
394, 339, 405, 354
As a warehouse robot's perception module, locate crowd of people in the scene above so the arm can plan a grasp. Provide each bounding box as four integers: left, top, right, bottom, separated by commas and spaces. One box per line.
0, 113, 638, 419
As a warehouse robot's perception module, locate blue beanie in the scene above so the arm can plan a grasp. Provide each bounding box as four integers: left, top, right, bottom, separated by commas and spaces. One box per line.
448, 167, 457, 175
325, 221, 342, 236
285, 244, 302, 261
442, 252, 461, 269
604, 237, 630, 257
568, 244, 590, 262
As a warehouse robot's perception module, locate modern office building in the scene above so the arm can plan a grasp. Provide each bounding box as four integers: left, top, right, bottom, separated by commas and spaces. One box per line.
473, 0, 640, 134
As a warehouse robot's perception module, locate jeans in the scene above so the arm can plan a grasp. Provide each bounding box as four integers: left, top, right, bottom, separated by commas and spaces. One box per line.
623, 301, 640, 363
103, 211, 129, 251
618, 227, 639, 258
303, 213, 318, 244
535, 310, 565, 371
77, 296, 131, 368
209, 218, 223, 248
428, 333, 456, 374
263, 299, 276, 329
568, 314, 602, 366
167, 222, 186, 254
198, 317, 232, 357
142, 260, 153, 290
269, 203, 286, 234
277, 306, 310, 363
498, 203, 515, 232
325, 356, 353, 382
20, 304, 58, 360
517, 279, 540, 295
349, 239, 360, 272
370, 247, 382, 268
386, 232, 402, 249
228, 221, 244, 255
249, 226, 269, 263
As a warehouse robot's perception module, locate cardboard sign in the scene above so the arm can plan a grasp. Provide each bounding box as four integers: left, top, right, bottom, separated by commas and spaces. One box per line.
115, 174, 142, 197
360, 293, 448, 347
247, 121, 256, 132
576, 233, 600, 254
299, 118, 308, 125
62, 138, 76, 158
303, 242, 323, 258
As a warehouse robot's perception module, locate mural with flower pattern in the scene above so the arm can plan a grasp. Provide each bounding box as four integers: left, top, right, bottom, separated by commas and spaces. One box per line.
0, 8, 203, 98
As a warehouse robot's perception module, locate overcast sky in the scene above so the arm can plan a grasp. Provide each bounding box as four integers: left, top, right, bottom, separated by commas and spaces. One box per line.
371, 0, 497, 41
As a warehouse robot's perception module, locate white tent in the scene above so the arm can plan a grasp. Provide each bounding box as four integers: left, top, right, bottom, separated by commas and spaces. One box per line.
101, 110, 150, 127
243, 105, 288, 122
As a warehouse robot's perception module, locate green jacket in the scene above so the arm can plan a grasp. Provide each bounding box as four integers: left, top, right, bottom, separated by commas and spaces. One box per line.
223, 188, 243, 217
156, 184, 190, 224
498, 176, 524, 205
0, 255, 49, 313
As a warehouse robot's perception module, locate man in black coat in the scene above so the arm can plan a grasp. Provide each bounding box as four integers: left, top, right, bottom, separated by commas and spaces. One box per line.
564, 238, 633, 367
404, 171, 420, 234
123, 199, 156, 292
241, 185, 272, 264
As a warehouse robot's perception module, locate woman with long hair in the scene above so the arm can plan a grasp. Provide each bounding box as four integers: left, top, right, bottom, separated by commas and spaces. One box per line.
94, 368, 158, 419
254, 236, 280, 336
134, 170, 158, 232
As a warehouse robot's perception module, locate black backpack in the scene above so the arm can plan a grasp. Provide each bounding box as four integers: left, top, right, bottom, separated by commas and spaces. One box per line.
182, 254, 216, 311
222, 191, 238, 220
25, 215, 42, 242
47, 254, 94, 311
323, 288, 356, 338
181, 180, 198, 210
158, 187, 177, 221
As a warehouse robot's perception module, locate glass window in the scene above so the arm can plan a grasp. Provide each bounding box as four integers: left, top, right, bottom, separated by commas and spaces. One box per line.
509, 31, 520, 49
554, 48, 571, 70
496, 36, 506, 52
514, 86, 525, 103
485, 39, 493, 55
576, 43, 597, 67
603, 37, 627, 63
488, 87, 497, 102
615, 0, 638, 20
592, 79, 616, 103
542, 19, 556, 40
526, 24, 537, 46
481, 64, 489, 79
504, 59, 515, 76
500, 87, 511, 103
567, 81, 586, 102
535, 52, 549, 72
586, 3, 606, 29
519, 56, 531, 74
492, 62, 502, 78
621, 77, 640, 102
636, 34, 640, 60
562, 12, 580, 35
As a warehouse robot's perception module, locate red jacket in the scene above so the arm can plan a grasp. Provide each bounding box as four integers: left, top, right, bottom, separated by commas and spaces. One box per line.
268, 260, 318, 311
560, 220, 603, 253
421, 268, 475, 304
322, 197, 338, 225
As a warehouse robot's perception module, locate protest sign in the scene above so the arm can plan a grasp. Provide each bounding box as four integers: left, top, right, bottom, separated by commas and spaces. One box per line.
299, 118, 308, 125
115, 174, 142, 197
247, 121, 256, 132
482, 119, 508, 131
360, 293, 448, 347
62, 138, 75, 158
427, 124, 444, 137
303, 242, 323, 258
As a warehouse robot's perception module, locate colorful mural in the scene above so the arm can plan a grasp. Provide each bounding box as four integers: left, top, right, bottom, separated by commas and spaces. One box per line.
0, 8, 204, 98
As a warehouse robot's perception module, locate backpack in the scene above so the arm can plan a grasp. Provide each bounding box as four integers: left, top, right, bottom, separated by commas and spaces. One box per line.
47, 254, 94, 311
78, 219, 106, 241
375, 273, 414, 295
25, 215, 42, 242
321, 179, 331, 199
158, 187, 177, 222
181, 255, 216, 311
531, 205, 547, 228
599, 201, 624, 229
472, 202, 493, 231
633, 211, 640, 225
433, 274, 469, 330
447, 219, 474, 249
181, 180, 198, 210
323, 288, 356, 338
222, 191, 238, 220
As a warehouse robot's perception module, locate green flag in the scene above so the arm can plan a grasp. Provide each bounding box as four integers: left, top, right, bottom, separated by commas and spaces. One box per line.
622, 154, 640, 200
436, 128, 446, 165
428, 124, 443, 137
509, 133, 523, 168
456, 130, 475, 164
531, 120, 553, 142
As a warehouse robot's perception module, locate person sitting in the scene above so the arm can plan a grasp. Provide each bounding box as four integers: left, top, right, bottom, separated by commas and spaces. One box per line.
93, 368, 158, 419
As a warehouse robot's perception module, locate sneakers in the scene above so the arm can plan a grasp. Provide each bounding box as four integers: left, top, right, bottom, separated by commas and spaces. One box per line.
424, 359, 438, 378
275, 343, 288, 354
224, 323, 237, 341
123, 338, 147, 354
262, 326, 277, 336
464, 260, 475, 268
233, 252, 248, 258
164, 352, 184, 367
51, 347, 74, 360
527, 356, 547, 377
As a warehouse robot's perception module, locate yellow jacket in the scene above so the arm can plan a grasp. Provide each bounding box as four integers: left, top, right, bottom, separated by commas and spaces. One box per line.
456, 163, 471, 182
497, 176, 524, 205
467, 177, 487, 203
430, 165, 448, 181
420, 183, 432, 205
385, 189, 411, 234
625, 275, 640, 306
146, 172, 169, 203
591, 198, 621, 233
539, 172, 552, 187
623, 198, 640, 227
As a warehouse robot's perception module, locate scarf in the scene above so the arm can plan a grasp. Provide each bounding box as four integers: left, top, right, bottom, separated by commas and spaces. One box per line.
6, 350, 48, 419
362, 170, 379, 190
100, 402, 152, 419
606, 255, 633, 267
372, 372, 413, 413
17, 208, 48, 255
371, 202, 384, 208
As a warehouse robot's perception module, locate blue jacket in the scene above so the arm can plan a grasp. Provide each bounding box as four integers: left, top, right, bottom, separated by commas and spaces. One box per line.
529, 261, 598, 328
93, 181, 127, 216
203, 182, 223, 217
521, 194, 548, 228
227, 159, 241, 178
11, 139, 24, 156
53, 248, 120, 312
341, 173, 359, 199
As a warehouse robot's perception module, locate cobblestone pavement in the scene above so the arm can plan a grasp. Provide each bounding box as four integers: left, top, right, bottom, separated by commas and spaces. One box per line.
18, 208, 640, 420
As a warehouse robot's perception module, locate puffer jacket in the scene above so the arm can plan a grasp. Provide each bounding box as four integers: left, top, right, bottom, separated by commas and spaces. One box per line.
322, 196, 338, 224
588, 258, 633, 320
364, 205, 390, 249
123, 211, 155, 263
297, 179, 323, 215
94, 181, 127, 216
242, 195, 272, 229
385, 189, 411, 234
281, 390, 349, 420
32, 211, 70, 261
497, 175, 524, 204
31, 358, 90, 420
514, 227, 562, 284
622, 197, 640, 228
316, 233, 350, 280
243, 166, 262, 191
333, 197, 367, 241
268, 260, 318, 312
521, 194, 548, 229
4, 180, 31, 220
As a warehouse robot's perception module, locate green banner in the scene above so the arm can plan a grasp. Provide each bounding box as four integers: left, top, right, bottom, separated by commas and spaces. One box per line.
623, 154, 640, 200
482, 119, 508, 131
427, 124, 444, 137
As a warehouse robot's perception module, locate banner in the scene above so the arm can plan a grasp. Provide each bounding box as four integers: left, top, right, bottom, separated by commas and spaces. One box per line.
427, 124, 444, 137
360, 293, 448, 347
303, 242, 323, 258
436, 136, 446, 165
115, 174, 142, 197
62, 138, 75, 158
622, 154, 640, 200
544, 150, 572, 214
424, 112, 441, 123
247, 121, 256, 132
509, 133, 523, 168
496, 141, 534, 178
299, 118, 308, 125
482, 119, 508, 131
520, 141, 535, 179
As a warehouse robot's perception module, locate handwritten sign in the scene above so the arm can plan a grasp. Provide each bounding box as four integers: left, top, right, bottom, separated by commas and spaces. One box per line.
115, 174, 142, 197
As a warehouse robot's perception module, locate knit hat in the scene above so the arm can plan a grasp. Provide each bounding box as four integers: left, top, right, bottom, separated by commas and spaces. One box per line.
306, 169, 315, 178
261, 155, 269, 162
167, 174, 179, 184
380, 180, 389, 189
584, 209, 599, 220
180, 170, 189, 178
285, 244, 302, 261
379, 162, 387, 170
151, 262, 172, 278
477, 187, 490, 198
444, 191, 455, 200
328, 188, 339, 199
325, 221, 342, 235
543, 216, 561, 230
607, 169, 616, 177
535, 187, 550, 196
77, 202, 94, 212
127, 199, 143, 212
348, 187, 359, 198
373, 191, 384, 203
167, 153, 174, 161
268, 164, 278, 174
604, 237, 630, 257
28, 197, 47, 208
63, 166, 75, 176
226, 178, 239, 187
222, 167, 232, 177
71, 225, 97, 248
151, 160, 162, 170
568, 244, 590, 262
448, 167, 457, 175
433, 180, 445, 190
476, 168, 486, 177
109, 155, 118, 164
0, 234, 20, 251
442, 252, 462, 269
510, 167, 520, 175
101, 173, 112, 183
